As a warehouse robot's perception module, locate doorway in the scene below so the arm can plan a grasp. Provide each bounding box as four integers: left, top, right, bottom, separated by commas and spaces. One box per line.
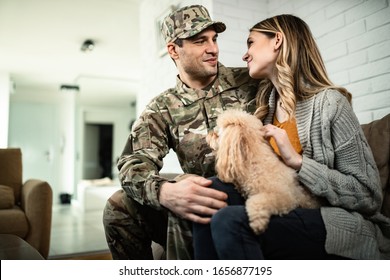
83, 124, 113, 179
8, 102, 60, 199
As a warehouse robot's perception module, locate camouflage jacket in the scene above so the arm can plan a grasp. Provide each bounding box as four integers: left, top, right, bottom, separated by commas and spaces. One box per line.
117, 63, 259, 258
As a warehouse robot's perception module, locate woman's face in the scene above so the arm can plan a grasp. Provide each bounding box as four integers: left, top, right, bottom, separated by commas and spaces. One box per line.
242, 31, 280, 80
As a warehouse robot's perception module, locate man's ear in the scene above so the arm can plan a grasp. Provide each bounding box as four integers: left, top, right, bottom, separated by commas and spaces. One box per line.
274, 32, 283, 50
167, 43, 179, 60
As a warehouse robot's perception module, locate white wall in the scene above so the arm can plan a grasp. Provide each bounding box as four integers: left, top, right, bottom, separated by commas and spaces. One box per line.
214, 0, 268, 67
0, 73, 10, 148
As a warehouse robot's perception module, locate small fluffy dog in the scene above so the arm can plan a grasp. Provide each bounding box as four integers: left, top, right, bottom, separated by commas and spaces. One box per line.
207, 110, 321, 234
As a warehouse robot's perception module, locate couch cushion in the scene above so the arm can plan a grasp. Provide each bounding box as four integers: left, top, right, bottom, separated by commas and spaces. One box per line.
0, 185, 15, 209
0, 206, 29, 238
361, 114, 390, 218
0, 148, 23, 203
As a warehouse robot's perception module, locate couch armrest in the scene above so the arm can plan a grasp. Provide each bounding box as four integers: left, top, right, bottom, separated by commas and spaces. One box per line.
21, 179, 53, 259
361, 114, 390, 218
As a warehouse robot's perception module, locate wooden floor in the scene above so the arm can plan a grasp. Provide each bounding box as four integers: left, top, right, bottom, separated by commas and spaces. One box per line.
49, 250, 112, 260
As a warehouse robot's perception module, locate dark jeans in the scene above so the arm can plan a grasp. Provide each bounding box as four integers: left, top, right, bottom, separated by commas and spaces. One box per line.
192, 177, 245, 259
193, 177, 345, 260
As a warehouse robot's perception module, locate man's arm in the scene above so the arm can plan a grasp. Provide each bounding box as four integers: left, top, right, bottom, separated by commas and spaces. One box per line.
117, 102, 171, 209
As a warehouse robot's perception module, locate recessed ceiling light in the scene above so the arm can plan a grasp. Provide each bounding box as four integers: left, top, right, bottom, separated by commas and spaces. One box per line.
81, 39, 95, 52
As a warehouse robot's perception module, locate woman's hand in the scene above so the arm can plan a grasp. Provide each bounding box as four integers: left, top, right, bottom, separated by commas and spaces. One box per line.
262, 124, 303, 171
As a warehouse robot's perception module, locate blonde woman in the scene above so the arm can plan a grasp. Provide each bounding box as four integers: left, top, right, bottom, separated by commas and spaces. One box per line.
193, 14, 390, 260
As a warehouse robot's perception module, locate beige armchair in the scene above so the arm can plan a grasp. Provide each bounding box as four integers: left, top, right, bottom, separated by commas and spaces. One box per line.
0, 148, 53, 259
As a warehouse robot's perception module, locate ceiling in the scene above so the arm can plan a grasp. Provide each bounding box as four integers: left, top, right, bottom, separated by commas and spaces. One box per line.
0, 0, 140, 106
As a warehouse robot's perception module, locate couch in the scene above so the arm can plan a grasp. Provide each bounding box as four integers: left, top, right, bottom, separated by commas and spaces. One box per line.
107, 113, 390, 259
361, 113, 390, 218
0, 148, 53, 259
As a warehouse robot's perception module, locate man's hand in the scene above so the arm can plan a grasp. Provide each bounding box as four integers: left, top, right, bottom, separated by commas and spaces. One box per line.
159, 176, 228, 224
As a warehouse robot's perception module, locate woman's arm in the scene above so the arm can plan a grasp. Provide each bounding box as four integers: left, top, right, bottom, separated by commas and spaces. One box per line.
298, 91, 382, 215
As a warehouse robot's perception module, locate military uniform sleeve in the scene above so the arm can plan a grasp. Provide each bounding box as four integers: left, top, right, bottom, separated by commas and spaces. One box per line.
117, 99, 173, 210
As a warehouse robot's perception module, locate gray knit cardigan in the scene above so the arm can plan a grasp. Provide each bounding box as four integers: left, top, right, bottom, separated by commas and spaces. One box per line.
264, 89, 390, 259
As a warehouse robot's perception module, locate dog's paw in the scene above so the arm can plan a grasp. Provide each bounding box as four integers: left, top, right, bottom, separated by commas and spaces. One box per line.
249, 218, 269, 234
247, 211, 270, 234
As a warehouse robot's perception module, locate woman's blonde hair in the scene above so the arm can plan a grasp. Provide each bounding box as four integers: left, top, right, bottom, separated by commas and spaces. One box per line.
251, 14, 352, 120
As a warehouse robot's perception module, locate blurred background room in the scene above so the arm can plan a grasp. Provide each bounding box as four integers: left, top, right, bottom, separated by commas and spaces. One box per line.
0, 0, 389, 259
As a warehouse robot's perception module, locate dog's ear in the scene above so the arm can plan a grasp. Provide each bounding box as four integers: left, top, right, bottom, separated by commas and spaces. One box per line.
215, 124, 250, 182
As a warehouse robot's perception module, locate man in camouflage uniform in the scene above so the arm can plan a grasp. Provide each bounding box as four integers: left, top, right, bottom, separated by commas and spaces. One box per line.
103, 4, 259, 259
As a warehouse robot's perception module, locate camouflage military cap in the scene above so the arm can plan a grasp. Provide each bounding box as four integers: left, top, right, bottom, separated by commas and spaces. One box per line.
161, 5, 226, 44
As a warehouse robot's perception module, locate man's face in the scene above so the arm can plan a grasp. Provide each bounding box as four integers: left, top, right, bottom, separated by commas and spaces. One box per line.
175, 28, 219, 86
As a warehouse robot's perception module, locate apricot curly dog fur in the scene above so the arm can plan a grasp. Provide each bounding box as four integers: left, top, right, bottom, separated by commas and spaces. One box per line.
207, 110, 321, 234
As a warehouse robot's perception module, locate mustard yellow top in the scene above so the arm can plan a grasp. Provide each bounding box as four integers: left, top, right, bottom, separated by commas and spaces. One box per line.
269, 115, 303, 157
